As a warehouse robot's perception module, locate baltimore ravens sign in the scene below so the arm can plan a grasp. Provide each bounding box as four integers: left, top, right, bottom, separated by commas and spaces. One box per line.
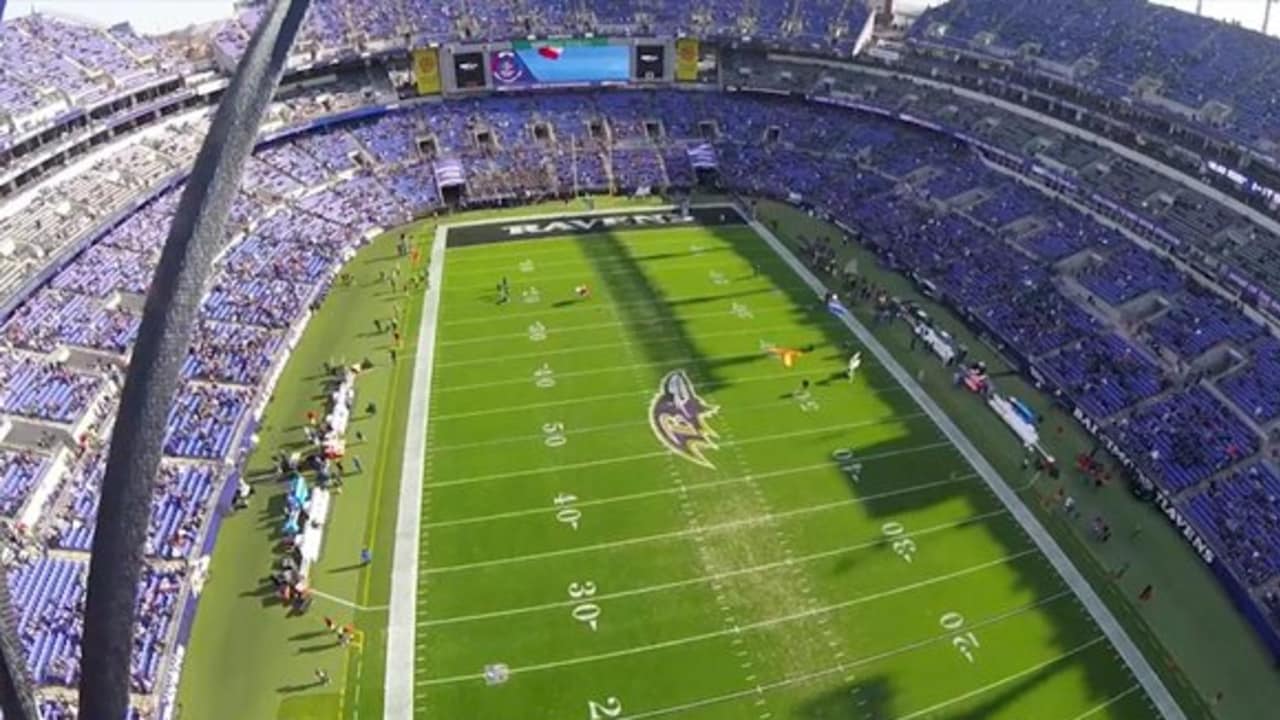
649, 370, 721, 469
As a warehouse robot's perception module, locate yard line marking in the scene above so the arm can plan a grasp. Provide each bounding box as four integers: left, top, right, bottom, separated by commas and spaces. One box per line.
432, 368, 902, 422
415, 588, 1075, 686
418, 518, 1020, 628
443, 254, 779, 291
444, 244, 775, 278
422, 441, 959, 528
439, 282, 805, 327
598, 632, 1105, 720
892, 636, 1110, 720
427, 411, 930, 488
311, 589, 390, 612
433, 323, 816, 367
422, 490, 1001, 575
435, 354, 703, 392
753, 218, 1180, 718
438, 303, 800, 346
1065, 685, 1143, 720
430, 381, 913, 447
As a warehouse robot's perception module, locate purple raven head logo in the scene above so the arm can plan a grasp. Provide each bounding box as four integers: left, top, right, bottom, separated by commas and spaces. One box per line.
649, 370, 720, 469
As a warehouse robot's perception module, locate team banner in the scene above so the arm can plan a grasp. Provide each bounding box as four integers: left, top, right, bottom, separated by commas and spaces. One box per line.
491, 38, 630, 88
412, 48, 441, 95
675, 38, 699, 82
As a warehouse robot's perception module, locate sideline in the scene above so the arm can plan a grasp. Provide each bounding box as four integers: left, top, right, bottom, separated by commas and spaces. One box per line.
749, 210, 1186, 720
383, 223, 447, 718
383, 203, 735, 717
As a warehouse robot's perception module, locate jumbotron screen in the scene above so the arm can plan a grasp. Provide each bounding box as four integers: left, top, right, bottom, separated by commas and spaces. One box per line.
490, 40, 630, 88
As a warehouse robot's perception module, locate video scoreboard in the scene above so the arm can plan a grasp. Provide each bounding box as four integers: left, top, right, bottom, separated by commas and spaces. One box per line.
423, 37, 721, 94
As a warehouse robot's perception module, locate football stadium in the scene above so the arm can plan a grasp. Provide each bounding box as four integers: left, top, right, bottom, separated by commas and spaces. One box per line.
4, 1, 1280, 718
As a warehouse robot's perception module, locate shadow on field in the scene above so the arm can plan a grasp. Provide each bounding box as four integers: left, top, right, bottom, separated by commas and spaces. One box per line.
564, 204, 1123, 715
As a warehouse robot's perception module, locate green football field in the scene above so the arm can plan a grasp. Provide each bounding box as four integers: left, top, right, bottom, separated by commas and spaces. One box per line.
407, 208, 1154, 719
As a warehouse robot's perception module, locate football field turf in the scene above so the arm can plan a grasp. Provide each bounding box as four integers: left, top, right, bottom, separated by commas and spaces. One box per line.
409, 207, 1154, 719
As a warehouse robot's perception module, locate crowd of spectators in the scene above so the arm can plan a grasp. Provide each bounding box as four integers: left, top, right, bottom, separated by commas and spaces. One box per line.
909, 0, 1280, 146
4, 68, 1280, 711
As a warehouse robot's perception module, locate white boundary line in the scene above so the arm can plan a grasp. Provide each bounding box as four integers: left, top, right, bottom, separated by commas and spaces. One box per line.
384, 223, 448, 718
393, 203, 739, 718
749, 212, 1186, 719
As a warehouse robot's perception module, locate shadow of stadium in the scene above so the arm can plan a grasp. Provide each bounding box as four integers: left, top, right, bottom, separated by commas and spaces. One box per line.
568, 211, 1132, 717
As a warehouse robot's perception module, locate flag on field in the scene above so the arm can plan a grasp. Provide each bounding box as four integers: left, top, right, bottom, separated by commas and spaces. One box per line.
537, 45, 564, 60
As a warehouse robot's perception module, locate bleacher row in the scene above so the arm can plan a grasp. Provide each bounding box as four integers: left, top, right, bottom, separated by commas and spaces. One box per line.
909, 0, 1280, 147
0, 70, 1279, 719
0, 15, 192, 143
212, 0, 872, 66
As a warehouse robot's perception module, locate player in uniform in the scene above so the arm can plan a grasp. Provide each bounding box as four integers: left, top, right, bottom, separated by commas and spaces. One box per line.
847, 351, 862, 382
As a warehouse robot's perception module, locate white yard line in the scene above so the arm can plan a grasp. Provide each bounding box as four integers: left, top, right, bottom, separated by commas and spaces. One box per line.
444, 257, 776, 291
430, 375, 911, 426
440, 285, 805, 327
422, 441, 960, 527
423, 493, 1004, 576
892, 636, 1110, 720
416, 589, 1074, 686
444, 248, 760, 278
420, 504, 1012, 628
751, 214, 1185, 719
432, 322, 814, 367
434, 353, 701, 391
574, 633, 1106, 719
426, 411, 929, 489
311, 588, 390, 612
384, 224, 448, 718
1066, 685, 1144, 720
437, 302, 797, 346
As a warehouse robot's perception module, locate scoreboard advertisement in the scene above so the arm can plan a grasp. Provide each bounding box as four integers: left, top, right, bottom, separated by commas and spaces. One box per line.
490, 39, 631, 88
412, 48, 441, 95
452, 50, 487, 89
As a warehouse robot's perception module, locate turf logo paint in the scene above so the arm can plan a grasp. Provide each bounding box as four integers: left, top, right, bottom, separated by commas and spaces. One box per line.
501, 212, 697, 238
649, 370, 720, 469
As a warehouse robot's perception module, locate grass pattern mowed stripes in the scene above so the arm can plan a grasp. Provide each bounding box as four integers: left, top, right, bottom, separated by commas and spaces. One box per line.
413, 218, 1153, 719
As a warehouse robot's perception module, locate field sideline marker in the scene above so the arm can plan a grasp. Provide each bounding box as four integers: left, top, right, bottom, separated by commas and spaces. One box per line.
747, 208, 1185, 720
384, 224, 448, 718
391, 203, 732, 716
